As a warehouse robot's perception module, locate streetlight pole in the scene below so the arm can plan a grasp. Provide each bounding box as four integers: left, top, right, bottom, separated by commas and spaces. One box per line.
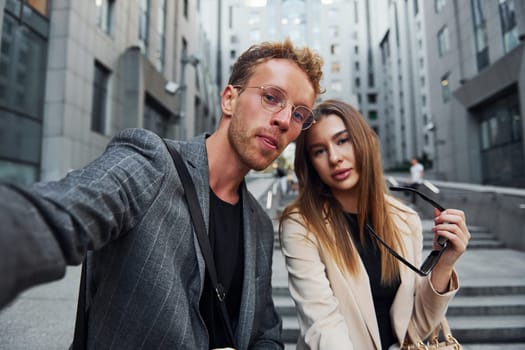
178, 53, 200, 140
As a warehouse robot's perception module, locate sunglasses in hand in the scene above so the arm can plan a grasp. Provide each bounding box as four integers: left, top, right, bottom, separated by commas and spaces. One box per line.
365, 186, 448, 277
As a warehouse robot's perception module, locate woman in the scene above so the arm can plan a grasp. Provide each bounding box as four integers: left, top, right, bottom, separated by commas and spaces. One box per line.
279, 100, 470, 349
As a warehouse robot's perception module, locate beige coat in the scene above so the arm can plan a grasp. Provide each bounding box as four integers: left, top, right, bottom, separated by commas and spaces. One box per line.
280, 199, 459, 350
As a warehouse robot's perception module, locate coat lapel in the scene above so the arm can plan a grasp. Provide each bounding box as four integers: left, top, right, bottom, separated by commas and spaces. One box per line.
390, 221, 417, 344
234, 183, 256, 349
346, 257, 383, 350
178, 138, 211, 285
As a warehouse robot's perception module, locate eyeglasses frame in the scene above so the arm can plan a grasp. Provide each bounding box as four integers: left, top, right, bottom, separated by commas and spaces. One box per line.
232, 84, 316, 131
365, 186, 448, 277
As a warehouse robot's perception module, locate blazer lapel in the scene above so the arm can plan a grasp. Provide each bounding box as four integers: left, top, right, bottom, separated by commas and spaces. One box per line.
178, 139, 211, 283
346, 258, 383, 350
390, 231, 416, 344
234, 183, 256, 349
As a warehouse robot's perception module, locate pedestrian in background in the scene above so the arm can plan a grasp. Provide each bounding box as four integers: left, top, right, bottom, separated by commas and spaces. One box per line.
408, 157, 424, 205
0, 39, 324, 349
279, 99, 470, 349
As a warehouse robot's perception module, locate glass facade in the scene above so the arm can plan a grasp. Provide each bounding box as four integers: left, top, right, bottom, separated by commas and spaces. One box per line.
91, 61, 111, 134
0, 1, 49, 185
471, 0, 489, 71
498, 0, 518, 53
478, 89, 524, 188
143, 94, 170, 137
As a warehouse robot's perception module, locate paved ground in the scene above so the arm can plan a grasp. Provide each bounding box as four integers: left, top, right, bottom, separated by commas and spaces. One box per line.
1, 173, 524, 349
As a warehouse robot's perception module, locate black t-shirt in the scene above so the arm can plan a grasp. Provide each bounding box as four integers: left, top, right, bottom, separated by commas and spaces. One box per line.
344, 213, 400, 349
199, 189, 244, 349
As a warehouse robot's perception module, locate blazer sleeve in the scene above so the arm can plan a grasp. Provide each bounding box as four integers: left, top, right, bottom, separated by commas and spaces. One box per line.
0, 128, 170, 309
404, 208, 460, 340
281, 214, 354, 350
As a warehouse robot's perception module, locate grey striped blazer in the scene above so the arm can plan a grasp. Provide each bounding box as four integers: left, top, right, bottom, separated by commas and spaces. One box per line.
0, 128, 283, 349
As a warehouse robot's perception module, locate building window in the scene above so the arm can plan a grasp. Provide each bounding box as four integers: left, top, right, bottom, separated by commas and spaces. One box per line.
138, 0, 150, 53
330, 44, 339, 55
367, 93, 377, 104
368, 71, 375, 88
27, 0, 49, 16
441, 73, 450, 102
91, 61, 111, 134
331, 62, 341, 73
156, 0, 166, 71
478, 90, 523, 187
355, 77, 360, 88
414, 0, 419, 15
354, 0, 359, 23
471, 0, 489, 71
329, 25, 339, 38
435, 0, 446, 13
0, 12, 47, 118
144, 94, 170, 137
183, 0, 189, 19
330, 80, 342, 94
437, 26, 449, 56
248, 11, 260, 25
96, 0, 115, 35
250, 29, 260, 42
498, 0, 518, 53
369, 110, 378, 120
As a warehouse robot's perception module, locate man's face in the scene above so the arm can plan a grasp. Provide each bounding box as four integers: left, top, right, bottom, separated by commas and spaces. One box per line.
225, 59, 316, 171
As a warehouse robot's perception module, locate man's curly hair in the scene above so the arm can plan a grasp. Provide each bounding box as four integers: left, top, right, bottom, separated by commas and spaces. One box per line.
228, 38, 324, 95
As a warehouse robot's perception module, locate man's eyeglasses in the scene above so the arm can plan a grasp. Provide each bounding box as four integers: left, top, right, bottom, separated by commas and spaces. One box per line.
233, 85, 315, 131
365, 186, 448, 277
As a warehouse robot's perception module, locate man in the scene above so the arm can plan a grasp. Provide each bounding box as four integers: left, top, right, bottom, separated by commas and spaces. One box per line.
409, 157, 424, 205
0, 39, 324, 349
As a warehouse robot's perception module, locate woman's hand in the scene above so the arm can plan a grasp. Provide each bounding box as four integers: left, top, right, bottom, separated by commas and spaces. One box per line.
430, 208, 470, 293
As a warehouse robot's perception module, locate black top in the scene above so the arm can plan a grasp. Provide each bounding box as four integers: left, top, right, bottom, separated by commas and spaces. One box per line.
199, 190, 244, 349
344, 213, 400, 349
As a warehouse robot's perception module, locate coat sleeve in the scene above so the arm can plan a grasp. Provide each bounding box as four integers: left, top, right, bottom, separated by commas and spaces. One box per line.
405, 209, 460, 340
0, 128, 170, 309
280, 214, 354, 350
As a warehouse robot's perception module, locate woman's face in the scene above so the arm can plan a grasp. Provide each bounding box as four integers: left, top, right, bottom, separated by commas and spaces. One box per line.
306, 114, 360, 201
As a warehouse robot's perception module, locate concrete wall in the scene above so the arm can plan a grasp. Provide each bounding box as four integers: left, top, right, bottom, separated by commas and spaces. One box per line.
392, 176, 525, 251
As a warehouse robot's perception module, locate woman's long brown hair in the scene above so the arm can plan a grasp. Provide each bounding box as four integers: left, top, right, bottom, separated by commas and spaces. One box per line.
279, 99, 405, 285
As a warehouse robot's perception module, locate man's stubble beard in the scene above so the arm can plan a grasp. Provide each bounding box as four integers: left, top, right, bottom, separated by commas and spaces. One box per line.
228, 113, 279, 172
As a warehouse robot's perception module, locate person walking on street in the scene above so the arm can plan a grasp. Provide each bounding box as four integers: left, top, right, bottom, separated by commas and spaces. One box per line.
279, 100, 470, 349
409, 157, 424, 205
0, 39, 324, 350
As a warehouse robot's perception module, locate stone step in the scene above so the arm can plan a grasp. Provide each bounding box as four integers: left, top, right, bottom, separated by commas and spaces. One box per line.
423, 240, 505, 249
447, 295, 525, 316
460, 344, 525, 350
279, 314, 525, 344
274, 293, 525, 318
274, 284, 525, 345
449, 315, 525, 343
274, 284, 525, 298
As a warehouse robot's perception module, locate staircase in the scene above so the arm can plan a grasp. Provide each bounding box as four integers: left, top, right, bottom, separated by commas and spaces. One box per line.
271, 214, 525, 349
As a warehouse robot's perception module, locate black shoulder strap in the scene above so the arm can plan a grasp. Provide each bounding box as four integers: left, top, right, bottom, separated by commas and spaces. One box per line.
71, 259, 87, 350
161, 139, 236, 348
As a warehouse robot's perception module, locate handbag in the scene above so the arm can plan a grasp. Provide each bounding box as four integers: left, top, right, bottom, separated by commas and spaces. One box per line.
400, 318, 462, 350
71, 138, 237, 349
